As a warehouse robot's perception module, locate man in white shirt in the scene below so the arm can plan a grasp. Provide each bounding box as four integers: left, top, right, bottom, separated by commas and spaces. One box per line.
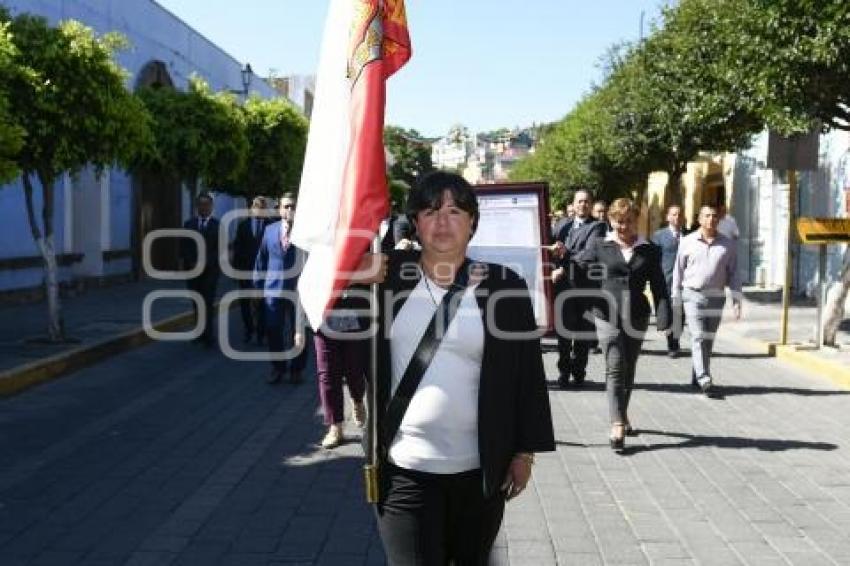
672, 204, 742, 395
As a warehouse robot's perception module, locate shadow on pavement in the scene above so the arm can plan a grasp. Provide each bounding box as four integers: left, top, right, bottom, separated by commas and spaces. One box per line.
623, 429, 838, 455
633, 382, 850, 397
546, 380, 605, 392
639, 349, 771, 360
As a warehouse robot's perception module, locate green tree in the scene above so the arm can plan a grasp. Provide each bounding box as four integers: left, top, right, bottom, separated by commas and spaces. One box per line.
713, 0, 850, 344
4, 14, 153, 341
136, 76, 248, 203
715, 0, 850, 134
384, 125, 434, 187
510, 88, 647, 206
605, 1, 762, 206
239, 96, 308, 197
0, 16, 24, 183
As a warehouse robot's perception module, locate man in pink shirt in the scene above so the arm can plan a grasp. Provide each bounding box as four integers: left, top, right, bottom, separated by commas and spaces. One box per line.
672, 204, 742, 395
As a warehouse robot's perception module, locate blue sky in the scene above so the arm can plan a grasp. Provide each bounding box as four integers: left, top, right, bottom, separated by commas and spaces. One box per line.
156, 1, 671, 137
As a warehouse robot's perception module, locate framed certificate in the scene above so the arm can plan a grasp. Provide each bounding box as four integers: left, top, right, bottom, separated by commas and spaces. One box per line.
468, 182, 553, 330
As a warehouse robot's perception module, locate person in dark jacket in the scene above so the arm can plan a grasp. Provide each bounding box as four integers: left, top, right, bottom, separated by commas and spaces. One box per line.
577, 198, 671, 452
551, 189, 608, 387
232, 196, 270, 344
253, 194, 307, 384
180, 192, 220, 346
651, 204, 687, 357
355, 171, 554, 565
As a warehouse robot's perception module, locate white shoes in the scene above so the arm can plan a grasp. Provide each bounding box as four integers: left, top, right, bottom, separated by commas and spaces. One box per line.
321, 402, 366, 450
321, 424, 344, 449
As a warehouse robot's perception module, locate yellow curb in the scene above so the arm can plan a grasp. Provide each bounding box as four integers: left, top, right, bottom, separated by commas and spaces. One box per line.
0, 310, 195, 398
773, 344, 850, 390
717, 327, 850, 390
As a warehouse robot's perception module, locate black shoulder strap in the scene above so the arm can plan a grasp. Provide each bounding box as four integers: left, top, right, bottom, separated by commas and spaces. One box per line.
382, 260, 471, 452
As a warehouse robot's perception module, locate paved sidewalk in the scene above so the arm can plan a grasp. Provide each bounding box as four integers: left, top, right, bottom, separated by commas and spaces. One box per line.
1, 311, 849, 564
2, 280, 848, 393
493, 331, 850, 565
735, 290, 850, 347
0, 279, 237, 375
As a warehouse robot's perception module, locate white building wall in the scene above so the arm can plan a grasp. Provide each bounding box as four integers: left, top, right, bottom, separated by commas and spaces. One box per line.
0, 0, 280, 292
733, 129, 850, 306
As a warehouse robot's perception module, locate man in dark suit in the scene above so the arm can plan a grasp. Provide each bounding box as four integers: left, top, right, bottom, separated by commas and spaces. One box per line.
651, 204, 686, 357
253, 193, 307, 384
180, 192, 220, 346
233, 196, 269, 344
552, 189, 608, 387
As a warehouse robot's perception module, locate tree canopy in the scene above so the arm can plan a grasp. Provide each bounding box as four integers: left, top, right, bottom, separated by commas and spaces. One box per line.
384, 125, 435, 190
716, 0, 850, 134
136, 76, 247, 198
510, 0, 767, 206
240, 96, 308, 198
5, 14, 153, 186
1, 12, 153, 340
0, 17, 24, 183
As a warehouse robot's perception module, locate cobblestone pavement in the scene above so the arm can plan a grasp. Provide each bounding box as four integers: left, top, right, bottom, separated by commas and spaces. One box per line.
1, 315, 849, 565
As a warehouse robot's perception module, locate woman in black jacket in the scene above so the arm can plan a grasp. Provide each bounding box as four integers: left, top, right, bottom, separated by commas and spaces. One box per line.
577, 198, 671, 452
358, 172, 554, 565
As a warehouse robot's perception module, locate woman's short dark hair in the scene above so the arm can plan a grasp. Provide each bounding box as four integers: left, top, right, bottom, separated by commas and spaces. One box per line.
405, 171, 480, 232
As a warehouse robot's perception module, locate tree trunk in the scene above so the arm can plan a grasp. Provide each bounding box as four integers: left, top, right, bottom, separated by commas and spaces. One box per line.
23, 171, 65, 341
822, 246, 850, 347
664, 162, 685, 208
188, 176, 198, 212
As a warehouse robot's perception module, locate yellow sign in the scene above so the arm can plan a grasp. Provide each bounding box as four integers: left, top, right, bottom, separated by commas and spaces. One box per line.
796, 218, 850, 244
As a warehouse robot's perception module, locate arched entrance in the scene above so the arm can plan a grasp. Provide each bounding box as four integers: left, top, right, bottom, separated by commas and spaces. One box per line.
131, 61, 182, 277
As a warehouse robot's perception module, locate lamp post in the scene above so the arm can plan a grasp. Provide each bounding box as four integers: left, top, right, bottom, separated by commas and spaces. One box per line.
230, 63, 253, 98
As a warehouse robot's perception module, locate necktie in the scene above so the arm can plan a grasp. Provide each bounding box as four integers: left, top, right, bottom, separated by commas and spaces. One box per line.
199, 218, 207, 231
280, 222, 290, 250
253, 219, 260, 238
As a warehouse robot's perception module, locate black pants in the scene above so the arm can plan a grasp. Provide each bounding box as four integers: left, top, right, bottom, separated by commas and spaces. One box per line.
187, 272, 218, 341
556, 292, 594, 379
667, 288, 684, 352
237, 279, 264, 338
265, 299, 306, 373
376, 464, 505, 566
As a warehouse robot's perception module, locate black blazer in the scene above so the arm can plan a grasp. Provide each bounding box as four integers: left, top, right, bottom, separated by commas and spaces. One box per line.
180, 216, 220, 277
577, 237, 671, 330
373, 251, 555, 498
556, 218, 608, 287
233, 217, 268, 272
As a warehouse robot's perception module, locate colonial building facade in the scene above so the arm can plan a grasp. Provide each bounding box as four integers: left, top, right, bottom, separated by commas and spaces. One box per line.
0, 0, 283, 296
642, 131, 850, 309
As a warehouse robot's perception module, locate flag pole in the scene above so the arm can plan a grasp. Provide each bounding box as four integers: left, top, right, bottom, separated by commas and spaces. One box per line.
364, 234, 381, 504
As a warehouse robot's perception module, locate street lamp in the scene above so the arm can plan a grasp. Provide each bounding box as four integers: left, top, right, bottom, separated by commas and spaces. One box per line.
230, 63, 253, 96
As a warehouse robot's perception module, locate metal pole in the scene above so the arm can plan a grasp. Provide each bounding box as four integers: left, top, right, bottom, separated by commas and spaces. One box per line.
780, 170, 797, 345
363, 235, 381, 504
815, 244, 826, 348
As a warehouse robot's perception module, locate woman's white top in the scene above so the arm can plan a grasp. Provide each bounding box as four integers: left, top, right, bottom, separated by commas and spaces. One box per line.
605, 231, 649, 263
388, 274, 484, 474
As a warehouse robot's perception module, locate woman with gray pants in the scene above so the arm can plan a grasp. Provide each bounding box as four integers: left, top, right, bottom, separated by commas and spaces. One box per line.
577, 198, 671, 452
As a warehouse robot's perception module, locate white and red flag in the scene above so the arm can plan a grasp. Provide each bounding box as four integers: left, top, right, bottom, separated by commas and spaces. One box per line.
291, 0, 411, 329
